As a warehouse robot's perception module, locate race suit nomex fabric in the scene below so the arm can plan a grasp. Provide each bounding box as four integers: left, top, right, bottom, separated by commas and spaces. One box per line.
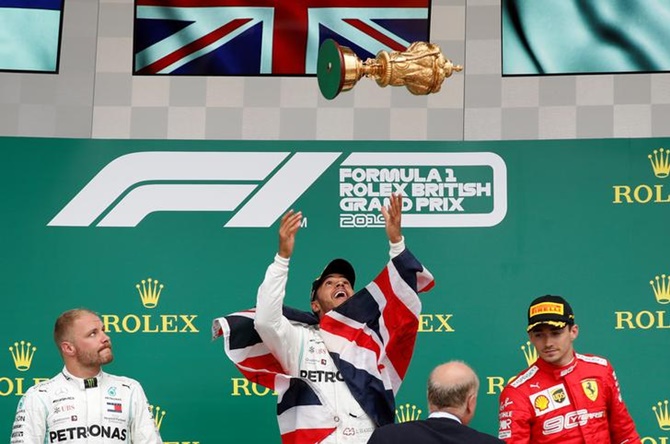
498, 353, 640, 444
11, 367, 162, 444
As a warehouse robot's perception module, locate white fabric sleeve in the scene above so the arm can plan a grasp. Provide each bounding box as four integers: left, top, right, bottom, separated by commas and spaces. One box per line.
389, 236, 406, 258
129, 382, 163, 444
253, 254, 304, 375
10, 389, 47, 444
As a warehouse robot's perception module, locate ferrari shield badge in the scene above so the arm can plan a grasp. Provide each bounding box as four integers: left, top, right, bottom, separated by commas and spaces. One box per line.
581, 379, 598, 401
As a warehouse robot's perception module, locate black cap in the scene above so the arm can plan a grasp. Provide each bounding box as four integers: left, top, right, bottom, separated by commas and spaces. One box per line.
310, 259, 355, 301
527, 295, 575, 332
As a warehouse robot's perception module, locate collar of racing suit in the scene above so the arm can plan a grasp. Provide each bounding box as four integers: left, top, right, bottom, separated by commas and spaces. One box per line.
61, 366, 105, 390
535, 353, 579, 379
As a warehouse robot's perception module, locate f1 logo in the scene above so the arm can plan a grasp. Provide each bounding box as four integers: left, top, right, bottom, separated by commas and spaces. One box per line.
48, 152, 340, 228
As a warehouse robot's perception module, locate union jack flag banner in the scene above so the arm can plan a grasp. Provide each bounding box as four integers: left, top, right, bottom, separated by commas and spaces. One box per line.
213, 249, 434, 444
134, 0, 430, 76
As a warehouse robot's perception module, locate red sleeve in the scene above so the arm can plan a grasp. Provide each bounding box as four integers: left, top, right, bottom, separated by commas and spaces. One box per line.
499, 384, 533, 444
606, 363, 641, 444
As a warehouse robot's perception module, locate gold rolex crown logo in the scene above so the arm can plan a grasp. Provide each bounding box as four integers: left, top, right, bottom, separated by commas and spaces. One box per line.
653, 400, 670, 431
136, 278, 164, 308
395, 403, 422, 423
9, 341, 37, 372
650, 274, 670, 304
521, 341, 538, 366
150, 405, 166, 430
648, 148, 670, 178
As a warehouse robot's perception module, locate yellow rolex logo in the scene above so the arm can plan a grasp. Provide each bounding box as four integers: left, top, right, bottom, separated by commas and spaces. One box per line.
650, 274, 670, 305
612, 148, 670, 204
653, 400, 670, 431
649, 148, 670, 178
136, 278, 164, 308
103, 278, 198, 334
521, 341, 538, 366
9, 341, 37, 372
581, 379, 598, 402
395, 403, 422, 423
150, 405, 166, 431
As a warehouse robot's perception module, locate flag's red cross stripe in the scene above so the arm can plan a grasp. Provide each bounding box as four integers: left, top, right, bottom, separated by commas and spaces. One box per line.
138, 18, 251, 74
137, 0, 427, 74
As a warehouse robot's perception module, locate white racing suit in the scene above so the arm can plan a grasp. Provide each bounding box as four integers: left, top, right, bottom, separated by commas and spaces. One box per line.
11, 367, 163, 444
253, 240, 406, 443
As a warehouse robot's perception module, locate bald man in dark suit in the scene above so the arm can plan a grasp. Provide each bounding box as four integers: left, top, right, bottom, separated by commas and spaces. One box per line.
367, 361, 503, 444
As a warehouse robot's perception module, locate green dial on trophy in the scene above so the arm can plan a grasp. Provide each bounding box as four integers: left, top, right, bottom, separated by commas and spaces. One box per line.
317, 39, 345, 100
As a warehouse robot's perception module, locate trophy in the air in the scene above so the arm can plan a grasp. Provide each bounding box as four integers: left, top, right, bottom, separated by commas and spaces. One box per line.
317, 39, 463, 100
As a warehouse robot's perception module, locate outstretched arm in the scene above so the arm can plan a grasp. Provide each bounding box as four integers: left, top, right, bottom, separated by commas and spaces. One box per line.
255, 210, 304, 375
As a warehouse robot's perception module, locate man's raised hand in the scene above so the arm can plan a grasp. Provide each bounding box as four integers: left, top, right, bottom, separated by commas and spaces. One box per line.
278, 210, 302, 259
381, 193, 403, 244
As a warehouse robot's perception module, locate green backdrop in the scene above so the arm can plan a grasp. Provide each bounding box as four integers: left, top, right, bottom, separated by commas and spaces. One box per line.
1, 137, 669, 443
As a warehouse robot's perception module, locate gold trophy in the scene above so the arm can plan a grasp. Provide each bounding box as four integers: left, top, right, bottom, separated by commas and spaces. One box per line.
317, 39, 463, 100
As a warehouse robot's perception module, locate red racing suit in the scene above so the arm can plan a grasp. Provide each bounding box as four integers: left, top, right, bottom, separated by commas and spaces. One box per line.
498, 353, 640, 444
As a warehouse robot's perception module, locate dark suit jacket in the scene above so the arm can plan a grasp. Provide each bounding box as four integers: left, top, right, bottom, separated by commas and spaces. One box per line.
367, 417, 504, 444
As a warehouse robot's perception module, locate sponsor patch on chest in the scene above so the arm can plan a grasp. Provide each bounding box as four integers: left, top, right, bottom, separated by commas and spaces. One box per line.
529, 383, 571, 416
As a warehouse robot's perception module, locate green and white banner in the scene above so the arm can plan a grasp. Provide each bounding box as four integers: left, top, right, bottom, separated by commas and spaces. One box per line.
1, 137, 669, 443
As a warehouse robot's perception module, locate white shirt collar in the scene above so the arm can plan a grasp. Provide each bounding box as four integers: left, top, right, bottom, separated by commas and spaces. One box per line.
428, 411, 462, 424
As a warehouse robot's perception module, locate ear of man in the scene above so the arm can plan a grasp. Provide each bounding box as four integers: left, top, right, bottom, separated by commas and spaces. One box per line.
60, 341, 76, 357
462, 392, 477, 426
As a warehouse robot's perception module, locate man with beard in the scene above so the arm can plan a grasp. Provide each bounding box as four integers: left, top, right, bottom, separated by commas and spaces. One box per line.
11, 309, 163, 443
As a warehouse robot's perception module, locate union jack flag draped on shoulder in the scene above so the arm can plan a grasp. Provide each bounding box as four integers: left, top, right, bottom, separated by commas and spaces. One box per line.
133, 0, 430, 75
212, 248, 434, 444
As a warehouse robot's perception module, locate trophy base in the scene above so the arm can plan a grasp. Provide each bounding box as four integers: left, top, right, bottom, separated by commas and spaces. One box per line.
317, 39, 347, 100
